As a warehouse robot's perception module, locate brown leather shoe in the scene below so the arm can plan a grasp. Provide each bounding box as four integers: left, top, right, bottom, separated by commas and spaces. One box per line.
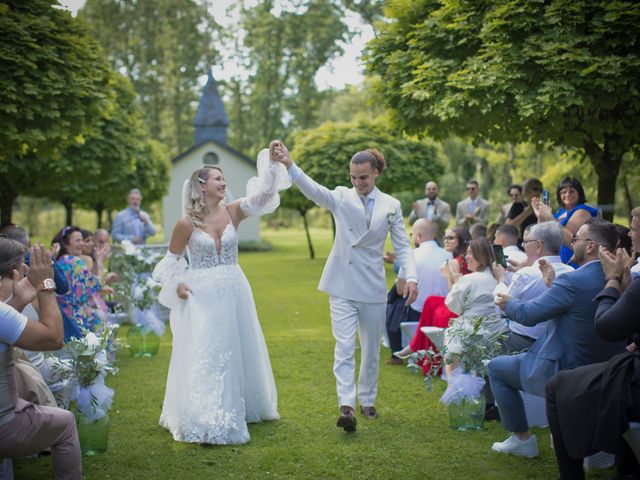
385, 357, 404, 366
359, 405, 379, 419
336, 406, 357, 432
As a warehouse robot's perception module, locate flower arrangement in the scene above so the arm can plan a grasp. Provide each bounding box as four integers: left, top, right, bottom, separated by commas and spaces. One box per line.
48, 325, 122, 420
109, 241, 164, 337
410, 305, 506, 404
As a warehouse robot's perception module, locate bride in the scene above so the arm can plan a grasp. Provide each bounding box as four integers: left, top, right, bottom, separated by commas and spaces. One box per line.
152, 149, 290, 445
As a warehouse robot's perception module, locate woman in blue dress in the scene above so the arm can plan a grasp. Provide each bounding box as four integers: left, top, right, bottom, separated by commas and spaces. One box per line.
533, 177, 598, 264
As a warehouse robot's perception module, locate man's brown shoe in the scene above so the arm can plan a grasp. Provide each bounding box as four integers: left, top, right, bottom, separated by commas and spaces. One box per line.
385, 357, 404, 366
359, 405, 379, 419
336, 406, 357, 432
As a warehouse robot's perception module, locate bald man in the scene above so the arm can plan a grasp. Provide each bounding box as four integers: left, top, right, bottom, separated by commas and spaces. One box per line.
408, 181, 451, 236
387, 219, 452, 364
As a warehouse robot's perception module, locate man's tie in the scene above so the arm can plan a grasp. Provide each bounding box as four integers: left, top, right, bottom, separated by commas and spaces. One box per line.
361, 195, 372, 228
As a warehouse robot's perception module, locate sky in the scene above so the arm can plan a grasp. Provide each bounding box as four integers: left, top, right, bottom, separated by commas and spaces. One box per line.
57, 0, 373, 90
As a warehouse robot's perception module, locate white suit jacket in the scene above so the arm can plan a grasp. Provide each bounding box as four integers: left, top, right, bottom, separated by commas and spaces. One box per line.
291, 165, 417, 303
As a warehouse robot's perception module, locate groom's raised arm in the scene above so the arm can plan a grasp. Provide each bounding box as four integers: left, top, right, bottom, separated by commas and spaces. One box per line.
270, 140, 338, 212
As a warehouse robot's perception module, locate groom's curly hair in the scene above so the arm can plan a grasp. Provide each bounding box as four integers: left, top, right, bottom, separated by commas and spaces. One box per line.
351, 148, 386, 174
185, 165, 224, 227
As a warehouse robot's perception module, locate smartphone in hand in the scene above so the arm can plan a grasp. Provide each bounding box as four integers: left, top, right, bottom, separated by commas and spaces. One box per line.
492, 244, 508, 268
541, 190, 550, 205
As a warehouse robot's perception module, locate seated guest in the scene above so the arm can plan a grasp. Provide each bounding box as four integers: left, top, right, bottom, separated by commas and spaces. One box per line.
545, 246, 640, 480
0, 225, 68, 296
506, 178, 543, 240
494, 222, 574, 353
0, 240, 82, 479
94, 228, 111, 253
615, 224, 632, 255
497, 184, 522, 224
0, 240, 60, 405
386, 220, 452, 365
53, 226, 105, 332
532, 176, 598, 264
494, 224, 527, 266
487, 223, 500, 244
408, 181, 452, 237
394, 227, 471, 366
470, 222, 487, 240
490, 218, 626, 458
443, 237, 505, 377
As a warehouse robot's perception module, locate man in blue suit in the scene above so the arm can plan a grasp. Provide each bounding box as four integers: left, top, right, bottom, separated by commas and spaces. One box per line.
489, 218, 625, 458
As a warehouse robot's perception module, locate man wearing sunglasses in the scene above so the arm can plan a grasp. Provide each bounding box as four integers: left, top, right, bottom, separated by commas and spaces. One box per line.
456, 179, 490, 228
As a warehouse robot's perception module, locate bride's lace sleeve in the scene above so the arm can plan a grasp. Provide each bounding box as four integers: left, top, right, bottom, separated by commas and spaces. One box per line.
152, 252, 187, 309
240, 148, 292, 216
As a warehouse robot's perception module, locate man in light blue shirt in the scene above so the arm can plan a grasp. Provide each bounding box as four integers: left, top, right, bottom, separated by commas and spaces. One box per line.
111, 189, 156, 244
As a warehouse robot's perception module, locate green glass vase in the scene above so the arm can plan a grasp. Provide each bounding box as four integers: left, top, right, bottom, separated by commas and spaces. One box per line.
127, 323, 160, 357
447, 394, 486, 431
73, 407, 109, 456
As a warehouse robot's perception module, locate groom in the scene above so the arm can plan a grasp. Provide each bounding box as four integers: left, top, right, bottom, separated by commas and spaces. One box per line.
270, 141, 418, 432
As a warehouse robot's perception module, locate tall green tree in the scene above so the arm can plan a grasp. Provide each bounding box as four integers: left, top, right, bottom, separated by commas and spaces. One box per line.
284, 118, 442, 258
224, 0, 350, 158
0, 0, 113, 224
368, 0, 640, 220
35, 74, 169, 227
80, 0, 220, 156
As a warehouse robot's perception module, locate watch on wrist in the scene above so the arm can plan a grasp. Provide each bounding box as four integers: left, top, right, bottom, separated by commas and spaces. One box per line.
38, 278, 56, 292
606, 275, 622, 283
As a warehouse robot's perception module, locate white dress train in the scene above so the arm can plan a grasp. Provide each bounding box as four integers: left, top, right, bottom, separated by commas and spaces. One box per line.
153, 149, 289, 444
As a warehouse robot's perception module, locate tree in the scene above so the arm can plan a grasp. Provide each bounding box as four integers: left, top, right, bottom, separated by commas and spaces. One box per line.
0, 0, 113, 224
34, 74, 169, 227
284, 118, 442, 258
367, 0, 640, 220
80, 0, 220, 156
223, 0, 350, 158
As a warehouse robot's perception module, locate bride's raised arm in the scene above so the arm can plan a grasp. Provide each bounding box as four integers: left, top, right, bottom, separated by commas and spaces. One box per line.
228, 148, 292, 223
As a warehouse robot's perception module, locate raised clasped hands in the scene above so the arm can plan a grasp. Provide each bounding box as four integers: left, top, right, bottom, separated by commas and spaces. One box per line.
269, 140, 292, 168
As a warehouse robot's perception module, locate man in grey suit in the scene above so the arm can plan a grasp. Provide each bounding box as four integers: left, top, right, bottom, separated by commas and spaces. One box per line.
408, 181, 451, 235
455, 179, 490, 227
489, 218, 625, 458
270, 141, 418, 433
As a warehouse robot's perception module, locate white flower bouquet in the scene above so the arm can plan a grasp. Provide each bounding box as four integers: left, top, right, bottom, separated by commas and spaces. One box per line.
48, 325, 122, 420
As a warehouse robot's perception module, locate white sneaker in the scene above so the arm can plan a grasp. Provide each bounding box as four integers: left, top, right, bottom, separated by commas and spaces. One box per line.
491, 434, 539, 458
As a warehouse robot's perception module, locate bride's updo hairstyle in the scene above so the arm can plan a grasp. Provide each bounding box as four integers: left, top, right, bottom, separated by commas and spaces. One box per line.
185, 165, 223, 227
350, 148, 386, 174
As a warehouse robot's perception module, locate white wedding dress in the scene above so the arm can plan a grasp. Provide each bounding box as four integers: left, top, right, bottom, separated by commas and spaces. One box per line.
153, 150, 289, 444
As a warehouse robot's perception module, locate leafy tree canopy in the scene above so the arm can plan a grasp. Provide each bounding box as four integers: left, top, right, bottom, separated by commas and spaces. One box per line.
367, 0, 640, 218
0, 0, 112, 163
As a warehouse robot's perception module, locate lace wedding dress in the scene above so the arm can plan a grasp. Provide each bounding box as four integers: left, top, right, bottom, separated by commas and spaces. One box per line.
153, 150, 288, 444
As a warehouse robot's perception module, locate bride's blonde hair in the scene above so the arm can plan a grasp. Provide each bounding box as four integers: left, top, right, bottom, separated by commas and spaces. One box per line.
184, 165, 223, 227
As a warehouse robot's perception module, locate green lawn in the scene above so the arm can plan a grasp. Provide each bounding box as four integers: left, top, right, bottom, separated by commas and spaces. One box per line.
15, 228, 612, 479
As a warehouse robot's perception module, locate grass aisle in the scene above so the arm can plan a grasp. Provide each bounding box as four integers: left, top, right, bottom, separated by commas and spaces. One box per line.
15, 228, 610, 479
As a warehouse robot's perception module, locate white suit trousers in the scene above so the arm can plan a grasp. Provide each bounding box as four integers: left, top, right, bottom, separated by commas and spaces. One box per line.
329, 295, 386, 409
